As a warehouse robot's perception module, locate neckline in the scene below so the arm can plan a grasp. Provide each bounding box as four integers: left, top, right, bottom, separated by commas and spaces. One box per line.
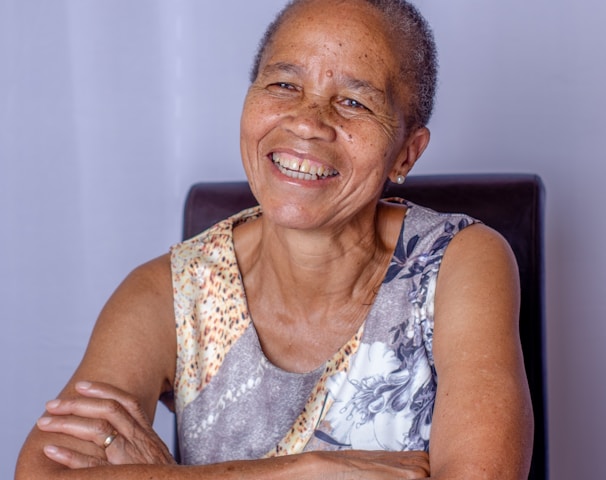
222, 202, 412, 375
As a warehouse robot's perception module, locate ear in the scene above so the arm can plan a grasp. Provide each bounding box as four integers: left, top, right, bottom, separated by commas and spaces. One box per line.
388, 127, 430, 182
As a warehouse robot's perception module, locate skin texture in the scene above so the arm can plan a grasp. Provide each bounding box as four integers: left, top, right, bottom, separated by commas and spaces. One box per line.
15, 0, 533, 478
237, 0, 430, 373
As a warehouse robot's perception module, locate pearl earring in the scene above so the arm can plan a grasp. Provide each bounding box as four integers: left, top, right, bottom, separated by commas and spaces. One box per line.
396, 175, 406, 185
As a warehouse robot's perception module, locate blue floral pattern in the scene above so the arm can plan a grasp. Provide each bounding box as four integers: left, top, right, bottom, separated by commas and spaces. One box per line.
314, 206, 474, 452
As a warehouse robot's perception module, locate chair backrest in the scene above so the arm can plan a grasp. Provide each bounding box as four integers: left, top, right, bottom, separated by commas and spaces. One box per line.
182, 173, 547, 480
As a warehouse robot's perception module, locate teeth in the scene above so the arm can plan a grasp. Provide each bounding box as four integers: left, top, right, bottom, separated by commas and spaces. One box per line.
275, 162, 316, 181
271, 153, 337, 180
300, 159, 310, 173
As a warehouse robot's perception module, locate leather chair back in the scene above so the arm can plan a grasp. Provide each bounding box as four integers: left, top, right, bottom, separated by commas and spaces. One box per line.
182, 173, 547, 479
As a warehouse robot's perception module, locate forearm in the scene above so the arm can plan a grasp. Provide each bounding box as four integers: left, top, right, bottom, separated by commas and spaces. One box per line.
18, 452, 429, 480
16, 450, 311, 480
19, 388, 428, 480
18, 441, 430, 480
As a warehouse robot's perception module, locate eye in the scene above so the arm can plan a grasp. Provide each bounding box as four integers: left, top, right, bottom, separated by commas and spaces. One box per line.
269, 82, 297, 91
341, 98, 369, 111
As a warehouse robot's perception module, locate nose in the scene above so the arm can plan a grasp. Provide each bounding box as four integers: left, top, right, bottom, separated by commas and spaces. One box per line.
283, 99, 337, 142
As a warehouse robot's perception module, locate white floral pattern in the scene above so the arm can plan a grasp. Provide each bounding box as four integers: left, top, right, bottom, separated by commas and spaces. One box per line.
311, 208, 474, 452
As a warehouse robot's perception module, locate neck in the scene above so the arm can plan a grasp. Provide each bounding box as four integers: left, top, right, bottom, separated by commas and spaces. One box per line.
232, 201, 406, 372
235, 202, 402, 311
267, 223, 381, 300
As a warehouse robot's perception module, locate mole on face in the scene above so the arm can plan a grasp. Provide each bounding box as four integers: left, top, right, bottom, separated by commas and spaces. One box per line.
325, 69, 333, 78
338, 124, 354, 142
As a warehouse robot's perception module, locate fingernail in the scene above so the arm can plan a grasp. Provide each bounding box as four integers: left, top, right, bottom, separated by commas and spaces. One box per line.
44, 445, 59, 456
45, 399, 60, 409
37, 416, 52, 426
76, 381, 92, 390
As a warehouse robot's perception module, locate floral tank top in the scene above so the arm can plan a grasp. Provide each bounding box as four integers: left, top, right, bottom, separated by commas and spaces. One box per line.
170, 201, 477, 464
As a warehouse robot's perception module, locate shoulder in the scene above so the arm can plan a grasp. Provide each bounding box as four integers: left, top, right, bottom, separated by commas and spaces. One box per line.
109, 254, 173, 307
381, 199, 478, 239
380, 200, 481, 271
433, 223, 521, 368
91, 254, 174, 361
172, 206, 262, 268
439, 223, 518, 291
130, 253, 172, 282
91, 256, 175, 363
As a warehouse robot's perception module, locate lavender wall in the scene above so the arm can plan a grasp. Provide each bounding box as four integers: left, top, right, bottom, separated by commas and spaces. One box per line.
2, 1, 605, 478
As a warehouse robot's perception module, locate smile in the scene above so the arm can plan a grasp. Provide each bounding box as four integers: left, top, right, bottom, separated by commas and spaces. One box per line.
271, 152, 339, 181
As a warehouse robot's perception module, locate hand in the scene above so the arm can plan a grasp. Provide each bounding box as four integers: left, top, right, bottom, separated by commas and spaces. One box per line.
37, 381, 176, 468
304, 449, 430, 479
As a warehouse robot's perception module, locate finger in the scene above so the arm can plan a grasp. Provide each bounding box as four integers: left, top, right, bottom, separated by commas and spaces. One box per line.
75, 381, 152, 426
44, 396, 141, 446
37, 413, 119, 451
39, 413, 174, 466
43, 444, 109, 469
102, 429, 119, 449
42, 398, 175, 465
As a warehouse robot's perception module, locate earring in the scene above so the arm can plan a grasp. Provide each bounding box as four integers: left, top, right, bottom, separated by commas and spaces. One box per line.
396, 175, 406, 185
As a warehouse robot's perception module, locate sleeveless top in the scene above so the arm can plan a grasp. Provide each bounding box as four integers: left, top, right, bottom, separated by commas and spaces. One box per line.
170, 200, 477, 465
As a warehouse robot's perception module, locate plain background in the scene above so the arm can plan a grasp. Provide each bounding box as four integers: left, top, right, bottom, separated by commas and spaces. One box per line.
2, 1, 605, 478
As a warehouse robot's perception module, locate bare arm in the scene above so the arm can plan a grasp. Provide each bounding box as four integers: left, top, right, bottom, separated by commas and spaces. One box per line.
15, 254, 429, 480
16, 255, 177, 478
16, 225, 531, 479
428, 224, 534, 479
17, 450, 427, 480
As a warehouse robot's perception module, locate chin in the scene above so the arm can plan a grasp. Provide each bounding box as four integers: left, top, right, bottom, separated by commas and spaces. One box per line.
260, 201, 329, 231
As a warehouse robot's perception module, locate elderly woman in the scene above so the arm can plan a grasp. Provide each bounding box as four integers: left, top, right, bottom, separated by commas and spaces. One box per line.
16, 0, 533, 478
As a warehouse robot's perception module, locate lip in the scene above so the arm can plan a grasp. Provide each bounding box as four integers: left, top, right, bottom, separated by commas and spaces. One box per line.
268, 150, 339, 182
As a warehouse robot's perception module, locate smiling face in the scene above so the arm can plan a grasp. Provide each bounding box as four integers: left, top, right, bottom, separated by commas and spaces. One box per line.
240, 0, 429, 232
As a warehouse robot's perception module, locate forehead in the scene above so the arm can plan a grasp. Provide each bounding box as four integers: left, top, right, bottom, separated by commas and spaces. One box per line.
262, 0, 401, 82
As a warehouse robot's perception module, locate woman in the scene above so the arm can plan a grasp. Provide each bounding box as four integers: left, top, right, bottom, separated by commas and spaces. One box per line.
16, 0, 533, 478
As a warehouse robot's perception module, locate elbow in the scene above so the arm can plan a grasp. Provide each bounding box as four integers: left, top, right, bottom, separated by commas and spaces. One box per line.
15, 446, 66, 480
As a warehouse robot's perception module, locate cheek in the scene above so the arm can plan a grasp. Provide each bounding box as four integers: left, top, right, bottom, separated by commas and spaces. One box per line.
241, 98, 261, 132
241, 102, 270, 149
339, 124, 399, 179
338, 116, 398, 150
337, 124, 354, 142
241, 96, 286, 141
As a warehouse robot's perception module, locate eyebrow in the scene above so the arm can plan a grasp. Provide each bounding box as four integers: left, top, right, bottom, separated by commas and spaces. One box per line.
260, 61, 388, 105
261, 62, 304, 77
342, 77, 386, 104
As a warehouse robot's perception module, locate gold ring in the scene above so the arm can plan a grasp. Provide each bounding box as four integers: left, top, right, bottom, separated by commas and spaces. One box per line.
103, 430, 118, 449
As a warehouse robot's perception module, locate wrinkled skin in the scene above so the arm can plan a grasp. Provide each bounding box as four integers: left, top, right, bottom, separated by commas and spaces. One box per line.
38, 381, 429, 478
37, 382, 176, 468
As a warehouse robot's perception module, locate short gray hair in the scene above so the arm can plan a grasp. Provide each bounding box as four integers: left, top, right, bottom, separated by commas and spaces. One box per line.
250, 0, 438, 128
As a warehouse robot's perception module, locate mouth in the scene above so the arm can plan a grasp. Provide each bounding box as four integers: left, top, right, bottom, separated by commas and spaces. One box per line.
271, 152, 339, 181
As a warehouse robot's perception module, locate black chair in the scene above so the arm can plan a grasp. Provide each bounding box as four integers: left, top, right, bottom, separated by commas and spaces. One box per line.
180, 173, 547, 479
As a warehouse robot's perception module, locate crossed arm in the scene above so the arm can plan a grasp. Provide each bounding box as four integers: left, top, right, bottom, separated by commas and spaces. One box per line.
15, 224, 533, 479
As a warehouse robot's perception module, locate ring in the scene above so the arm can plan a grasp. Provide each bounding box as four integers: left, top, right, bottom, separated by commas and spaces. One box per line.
103, 429, 118, 449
